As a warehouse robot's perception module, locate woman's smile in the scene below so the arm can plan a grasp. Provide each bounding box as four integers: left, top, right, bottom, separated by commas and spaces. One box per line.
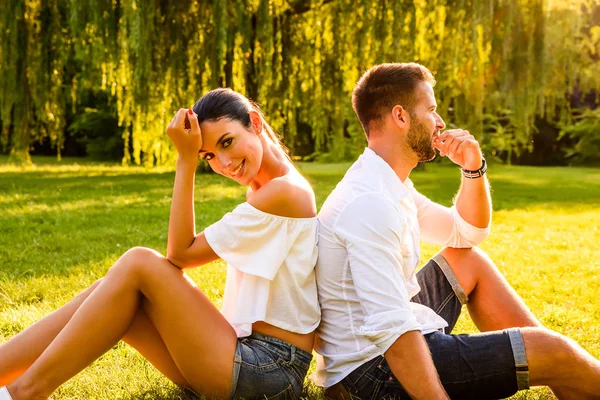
230, 160, 245, 177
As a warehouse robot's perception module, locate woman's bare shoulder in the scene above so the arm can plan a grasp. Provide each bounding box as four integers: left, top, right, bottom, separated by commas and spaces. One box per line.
247, 173, 316, 219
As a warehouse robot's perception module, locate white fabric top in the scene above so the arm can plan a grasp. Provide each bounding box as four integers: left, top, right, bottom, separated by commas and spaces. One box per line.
312, 148, 490, 387
204, 202, 320, 338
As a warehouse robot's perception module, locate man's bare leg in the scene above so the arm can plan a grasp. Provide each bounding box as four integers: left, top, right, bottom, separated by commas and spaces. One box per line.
439, 247, 600, 398
524, 327, 600, 399
439, 247, 541, 330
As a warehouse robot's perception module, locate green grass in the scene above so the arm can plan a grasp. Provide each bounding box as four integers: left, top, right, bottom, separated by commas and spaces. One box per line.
1, 155, 599, 399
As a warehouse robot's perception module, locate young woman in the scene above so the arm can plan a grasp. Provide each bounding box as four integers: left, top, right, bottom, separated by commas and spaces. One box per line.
0, 88, 320, 399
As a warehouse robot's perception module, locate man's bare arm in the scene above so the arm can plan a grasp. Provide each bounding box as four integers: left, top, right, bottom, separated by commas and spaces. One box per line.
454, 171, 491, 228
435, 129, 491, 228
385, 331, 449, 400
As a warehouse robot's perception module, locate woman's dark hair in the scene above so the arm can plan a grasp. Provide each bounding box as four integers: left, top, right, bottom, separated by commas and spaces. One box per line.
192, 88, 290, 160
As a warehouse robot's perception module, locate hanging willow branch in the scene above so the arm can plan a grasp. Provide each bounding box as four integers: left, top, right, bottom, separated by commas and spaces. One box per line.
1, 0, 598, 164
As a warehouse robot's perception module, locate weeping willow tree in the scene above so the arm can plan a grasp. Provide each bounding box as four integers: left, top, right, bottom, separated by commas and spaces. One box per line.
0, 0, 69, 163
1, 0, 599, 165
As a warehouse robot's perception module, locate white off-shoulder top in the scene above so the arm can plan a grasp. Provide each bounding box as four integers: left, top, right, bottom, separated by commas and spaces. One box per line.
204, 202, 320, 338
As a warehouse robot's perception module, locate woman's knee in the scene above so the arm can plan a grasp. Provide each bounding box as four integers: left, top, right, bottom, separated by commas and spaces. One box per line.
109, 247, 167, 277
123, 246, 164, 262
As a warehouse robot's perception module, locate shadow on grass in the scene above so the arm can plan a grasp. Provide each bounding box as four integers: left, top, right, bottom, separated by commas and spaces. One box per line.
0, 199, 242, 279
121, 385, 322, 400
1, 164, 599, 280
122, 387, 200, 400
0, 172, 245, 279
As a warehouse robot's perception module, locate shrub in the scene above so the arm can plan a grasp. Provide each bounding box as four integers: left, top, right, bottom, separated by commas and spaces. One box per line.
559, 108, 600, 165
68, 109, 124, 160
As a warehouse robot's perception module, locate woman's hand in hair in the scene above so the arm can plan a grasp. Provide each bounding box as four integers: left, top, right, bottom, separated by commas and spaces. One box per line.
166, 108, 203, 164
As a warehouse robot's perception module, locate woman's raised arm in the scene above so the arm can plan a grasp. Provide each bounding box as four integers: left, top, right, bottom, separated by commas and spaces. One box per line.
165, 108, 218, 269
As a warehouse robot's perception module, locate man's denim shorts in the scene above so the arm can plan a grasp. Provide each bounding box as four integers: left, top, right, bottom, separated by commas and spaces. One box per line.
340, 254, 530, 400
229, 331, 313, 399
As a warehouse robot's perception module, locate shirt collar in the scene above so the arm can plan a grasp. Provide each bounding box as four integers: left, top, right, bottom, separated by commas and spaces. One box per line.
360, 147, 412, 201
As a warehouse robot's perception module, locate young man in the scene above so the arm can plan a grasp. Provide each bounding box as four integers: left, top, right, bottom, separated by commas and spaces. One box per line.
313, 63, 600, 399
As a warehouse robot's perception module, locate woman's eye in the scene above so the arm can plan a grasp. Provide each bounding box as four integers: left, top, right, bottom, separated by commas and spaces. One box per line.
222, 138, 232, 148
203, 153, 214, 161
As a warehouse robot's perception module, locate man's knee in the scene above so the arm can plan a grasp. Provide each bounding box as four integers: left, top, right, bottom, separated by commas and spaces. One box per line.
521, 327, 578, 382
440, 246, 491, 265
438, 247, 499, 291
440, 246, 501, 277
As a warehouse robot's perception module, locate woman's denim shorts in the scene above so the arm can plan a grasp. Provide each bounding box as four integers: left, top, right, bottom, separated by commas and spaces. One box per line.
340, 254, 530, 400
229, 332, 313, 399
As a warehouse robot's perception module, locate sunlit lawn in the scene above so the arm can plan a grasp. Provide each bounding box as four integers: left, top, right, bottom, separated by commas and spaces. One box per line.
1, 156, 599, 399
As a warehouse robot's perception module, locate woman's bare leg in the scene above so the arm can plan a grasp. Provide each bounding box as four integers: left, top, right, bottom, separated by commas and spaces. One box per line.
0, 281, 102, 385
0, 253, 217, 390
6, 247, 236, 399
0, 279, 188, 387
121, 303, 188, 386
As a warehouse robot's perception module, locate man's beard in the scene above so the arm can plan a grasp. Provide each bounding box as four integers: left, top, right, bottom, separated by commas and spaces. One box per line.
407, 114, 436, 162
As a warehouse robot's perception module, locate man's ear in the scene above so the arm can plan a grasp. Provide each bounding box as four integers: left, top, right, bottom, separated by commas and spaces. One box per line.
249, 110, 263, 135
391, 105, 408, 129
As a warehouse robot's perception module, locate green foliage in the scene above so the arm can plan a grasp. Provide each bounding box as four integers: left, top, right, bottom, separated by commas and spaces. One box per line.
0, 0, 69, 163
481, 110, 520, 164
196, 159, 214, 174
560, 108, 600, 165
1, 0, 599, 164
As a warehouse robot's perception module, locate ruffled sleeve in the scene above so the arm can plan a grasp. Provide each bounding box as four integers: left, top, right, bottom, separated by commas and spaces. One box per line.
204, 202, 313, 280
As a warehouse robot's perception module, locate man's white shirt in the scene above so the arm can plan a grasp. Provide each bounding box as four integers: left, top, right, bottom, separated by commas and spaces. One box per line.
312, 148, 490, 388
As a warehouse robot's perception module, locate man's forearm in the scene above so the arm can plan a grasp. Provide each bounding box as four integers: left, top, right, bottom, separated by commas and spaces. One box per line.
454, 172, 491, 228
434, 130, 492, 229
385, 331, 449, 400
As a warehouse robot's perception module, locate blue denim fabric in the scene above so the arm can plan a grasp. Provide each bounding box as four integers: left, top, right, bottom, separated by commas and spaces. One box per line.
339, 255, 530, 400
410, 254, 469, 333
229, 332, 313, 400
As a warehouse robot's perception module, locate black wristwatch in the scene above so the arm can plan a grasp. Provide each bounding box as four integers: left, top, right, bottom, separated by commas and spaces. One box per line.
461, 158, 487, 179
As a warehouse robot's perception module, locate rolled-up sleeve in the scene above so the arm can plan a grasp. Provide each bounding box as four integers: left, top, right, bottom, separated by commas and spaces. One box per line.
413, 190, 490, 247
334, 194, 422, 354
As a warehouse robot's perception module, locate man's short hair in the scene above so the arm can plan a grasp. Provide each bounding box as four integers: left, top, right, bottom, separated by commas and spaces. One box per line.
352, 63, 436, 137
